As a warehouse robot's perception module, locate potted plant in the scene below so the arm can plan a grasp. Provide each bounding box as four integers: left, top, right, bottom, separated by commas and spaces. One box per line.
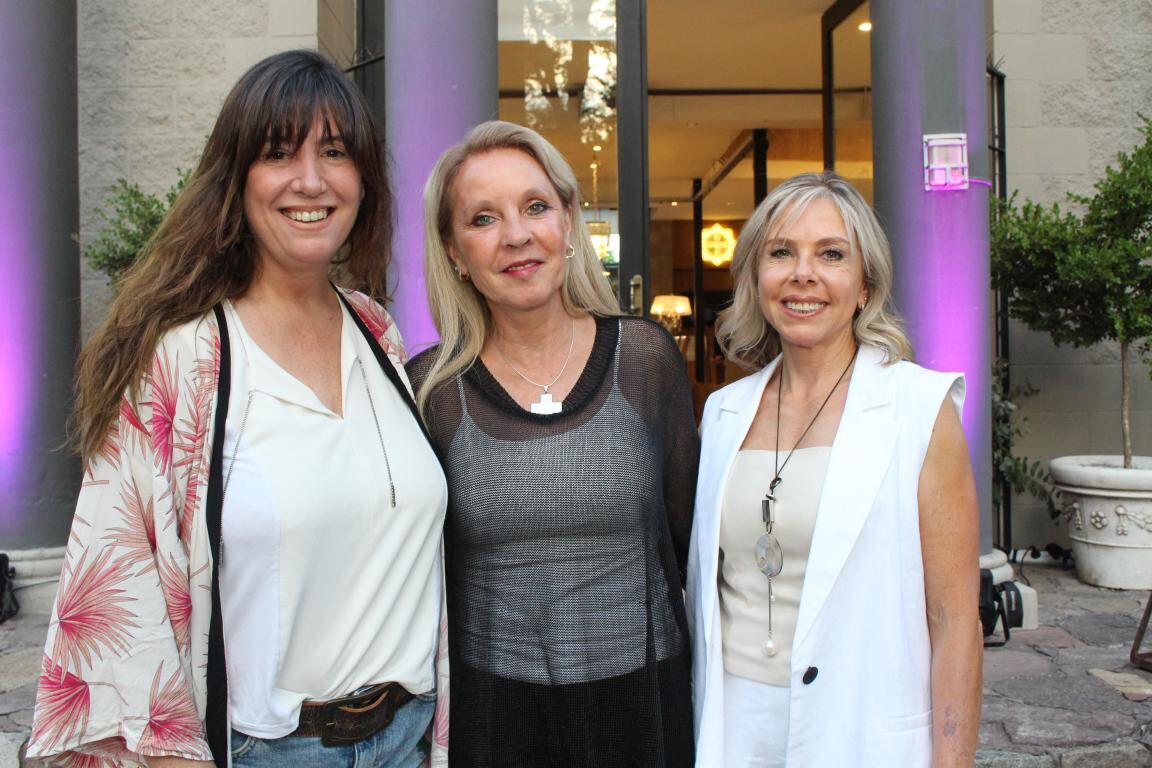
991, 116, 1152, 589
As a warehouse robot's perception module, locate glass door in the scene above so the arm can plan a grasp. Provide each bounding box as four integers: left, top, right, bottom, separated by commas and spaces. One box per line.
498, 0, 621, 293
822, 0, 874, 199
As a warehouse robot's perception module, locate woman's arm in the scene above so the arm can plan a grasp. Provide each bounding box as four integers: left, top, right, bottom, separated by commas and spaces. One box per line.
918, 398, 983, 768
655, 328, 700, 578
28, 330, 218, 764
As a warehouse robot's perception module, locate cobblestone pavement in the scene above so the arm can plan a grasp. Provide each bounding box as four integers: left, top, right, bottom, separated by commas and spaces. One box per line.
0, 562, 1149, 766
978, 562, 1152, 767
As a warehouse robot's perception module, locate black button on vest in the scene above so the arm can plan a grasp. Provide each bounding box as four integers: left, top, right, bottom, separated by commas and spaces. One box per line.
802, 666, 819, 684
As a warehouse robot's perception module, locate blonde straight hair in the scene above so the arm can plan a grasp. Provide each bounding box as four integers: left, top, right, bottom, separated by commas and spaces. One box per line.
717, 171, 913, 370
416, 120, 621, 416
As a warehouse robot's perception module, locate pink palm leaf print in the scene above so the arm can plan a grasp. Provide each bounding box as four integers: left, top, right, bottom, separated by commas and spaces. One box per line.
195, 324, 221, 387
157, 554, 194, 653
173, 364, 213, 543
56, 737, 130, 768
104, 478, 156, 573
31, 656, 91, 751
136, 664, 205, 756
93, 418, 121, 472
118, 395, 149, 455
51, 548, 140, 672
346, 291, 407, 361
146, 349, 180, 476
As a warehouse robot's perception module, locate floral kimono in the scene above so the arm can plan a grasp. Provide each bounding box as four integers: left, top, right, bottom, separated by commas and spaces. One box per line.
27, 289, 449, 767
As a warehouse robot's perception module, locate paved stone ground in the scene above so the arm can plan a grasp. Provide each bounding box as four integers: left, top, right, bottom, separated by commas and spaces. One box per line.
978, 562, 1152, 767
0, 561, 1149, 766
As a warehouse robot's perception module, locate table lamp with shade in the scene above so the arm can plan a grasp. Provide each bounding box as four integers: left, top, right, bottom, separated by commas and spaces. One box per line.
650, 294, 692, 336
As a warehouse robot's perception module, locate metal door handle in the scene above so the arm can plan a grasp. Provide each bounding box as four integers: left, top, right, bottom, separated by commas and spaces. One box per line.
629, 275, 643, 316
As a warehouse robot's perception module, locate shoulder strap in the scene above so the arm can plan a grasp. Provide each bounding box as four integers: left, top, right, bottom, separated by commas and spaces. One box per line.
205, 304, 231, 767
339, 292, 434, 447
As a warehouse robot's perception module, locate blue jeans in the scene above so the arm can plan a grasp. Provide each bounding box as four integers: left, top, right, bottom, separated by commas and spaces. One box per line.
230, 692, 435, 767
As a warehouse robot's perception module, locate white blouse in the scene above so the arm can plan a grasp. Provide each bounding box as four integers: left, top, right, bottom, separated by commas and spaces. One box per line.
219, 300, 447, 738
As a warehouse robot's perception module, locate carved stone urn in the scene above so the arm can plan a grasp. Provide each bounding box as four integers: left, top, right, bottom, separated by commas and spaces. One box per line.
1050, 456, 1152, 590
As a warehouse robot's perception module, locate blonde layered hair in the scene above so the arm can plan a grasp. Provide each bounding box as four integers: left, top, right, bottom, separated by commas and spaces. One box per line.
717, 171, 913, 369
416, 120, 621, 416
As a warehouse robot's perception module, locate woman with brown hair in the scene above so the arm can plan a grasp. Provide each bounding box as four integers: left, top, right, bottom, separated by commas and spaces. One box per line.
408, 120, 698, 767
27, 50, 448, 767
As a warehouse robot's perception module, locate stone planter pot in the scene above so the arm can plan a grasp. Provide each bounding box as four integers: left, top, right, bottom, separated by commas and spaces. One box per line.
1049, 456, 1152, 590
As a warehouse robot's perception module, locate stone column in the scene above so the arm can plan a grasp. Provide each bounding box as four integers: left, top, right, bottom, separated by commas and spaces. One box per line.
385, 0, 498, 353
0, 0, 81, 609
872, 0, 994, 554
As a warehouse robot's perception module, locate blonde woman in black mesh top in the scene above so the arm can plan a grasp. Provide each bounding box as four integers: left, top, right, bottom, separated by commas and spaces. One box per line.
407, 121, 698, 768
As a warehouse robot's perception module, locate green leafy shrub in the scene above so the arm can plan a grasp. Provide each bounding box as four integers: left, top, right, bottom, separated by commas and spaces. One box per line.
991, 359, 1049, 512
83, 172, 188, 284
991, 116, 1152, 468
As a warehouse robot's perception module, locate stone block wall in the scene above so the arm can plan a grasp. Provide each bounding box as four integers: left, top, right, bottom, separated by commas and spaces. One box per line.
992, 0, 1152, 548
78, 0, 356, 337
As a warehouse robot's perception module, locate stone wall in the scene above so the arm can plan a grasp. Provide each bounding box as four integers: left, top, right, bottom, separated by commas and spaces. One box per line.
320, 0, 357, 68
78, 0, 354, 337
992, 0, 1152, 549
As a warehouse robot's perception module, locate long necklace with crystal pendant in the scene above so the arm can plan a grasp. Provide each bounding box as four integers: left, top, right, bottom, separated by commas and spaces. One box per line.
494, 319, 576, 415
757, 348, 857, 657
756, 477, 785, 656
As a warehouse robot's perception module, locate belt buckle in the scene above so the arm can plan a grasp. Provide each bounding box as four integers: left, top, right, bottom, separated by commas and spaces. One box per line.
317, 684, 394, 748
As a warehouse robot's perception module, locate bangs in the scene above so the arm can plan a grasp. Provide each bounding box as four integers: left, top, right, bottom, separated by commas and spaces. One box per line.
765, 188, 862, 258
236, 60, 368, 165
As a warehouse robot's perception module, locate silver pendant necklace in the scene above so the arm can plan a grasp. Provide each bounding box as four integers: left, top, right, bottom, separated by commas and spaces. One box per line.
757, 347, 857, 657
494, 318, 576, 415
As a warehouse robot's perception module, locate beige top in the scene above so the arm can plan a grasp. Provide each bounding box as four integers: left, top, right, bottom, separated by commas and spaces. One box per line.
718, 448, 830, 686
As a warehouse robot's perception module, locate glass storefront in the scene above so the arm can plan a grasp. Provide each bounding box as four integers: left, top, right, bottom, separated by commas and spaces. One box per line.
495, 0, 875, 388
498, 0, 621, 294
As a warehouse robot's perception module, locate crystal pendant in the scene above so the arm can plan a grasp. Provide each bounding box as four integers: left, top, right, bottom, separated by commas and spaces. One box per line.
762, 638, 778, 657
755, 533, 783, 578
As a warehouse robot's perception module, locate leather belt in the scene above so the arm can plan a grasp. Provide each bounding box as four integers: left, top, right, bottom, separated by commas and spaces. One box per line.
291, 682, 415, 747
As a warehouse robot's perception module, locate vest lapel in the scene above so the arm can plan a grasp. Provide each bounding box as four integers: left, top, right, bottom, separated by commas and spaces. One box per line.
793, 346, 899, 650
698, 359, 778, 653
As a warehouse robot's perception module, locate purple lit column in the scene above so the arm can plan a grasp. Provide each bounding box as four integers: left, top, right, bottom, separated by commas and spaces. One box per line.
0, 1, 80, 548
385, 0, 498, 353
872, 0, 993, 553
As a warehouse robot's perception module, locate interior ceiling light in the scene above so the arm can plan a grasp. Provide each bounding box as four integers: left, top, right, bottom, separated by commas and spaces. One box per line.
858, 21, 873, 31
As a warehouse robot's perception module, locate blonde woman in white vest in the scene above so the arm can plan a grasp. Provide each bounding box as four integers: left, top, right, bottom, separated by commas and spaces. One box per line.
686, 171, 982, 767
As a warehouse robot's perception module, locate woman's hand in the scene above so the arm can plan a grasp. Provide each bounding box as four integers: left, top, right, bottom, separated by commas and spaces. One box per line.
918, 398, 983, 768
143, 757, 215, 767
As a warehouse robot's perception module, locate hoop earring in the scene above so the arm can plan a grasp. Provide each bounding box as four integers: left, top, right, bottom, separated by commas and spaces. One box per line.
454, 266, 470, 282
565, 243, 575, 259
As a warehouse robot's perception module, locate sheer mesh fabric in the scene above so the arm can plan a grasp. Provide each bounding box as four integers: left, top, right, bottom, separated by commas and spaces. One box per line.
409, 317, 698, 768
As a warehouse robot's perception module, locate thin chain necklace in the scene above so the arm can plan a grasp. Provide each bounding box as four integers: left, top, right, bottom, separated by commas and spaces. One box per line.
755, 345, 857, 657
224, 359, 397, 509
223, 300, 397, 513
493, 317, 576, 415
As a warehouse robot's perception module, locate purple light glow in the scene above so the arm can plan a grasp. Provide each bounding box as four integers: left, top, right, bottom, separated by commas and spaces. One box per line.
903, 188, 992, 498
384, 0, 496, 357
0, 0, 80, 547
0, 234, 40, 496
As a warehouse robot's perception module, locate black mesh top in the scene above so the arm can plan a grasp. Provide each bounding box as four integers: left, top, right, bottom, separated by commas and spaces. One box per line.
409, 316, 698, 768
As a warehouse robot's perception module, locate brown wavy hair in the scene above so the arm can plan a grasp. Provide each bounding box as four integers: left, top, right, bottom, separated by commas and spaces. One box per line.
74, 49, 393, 461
